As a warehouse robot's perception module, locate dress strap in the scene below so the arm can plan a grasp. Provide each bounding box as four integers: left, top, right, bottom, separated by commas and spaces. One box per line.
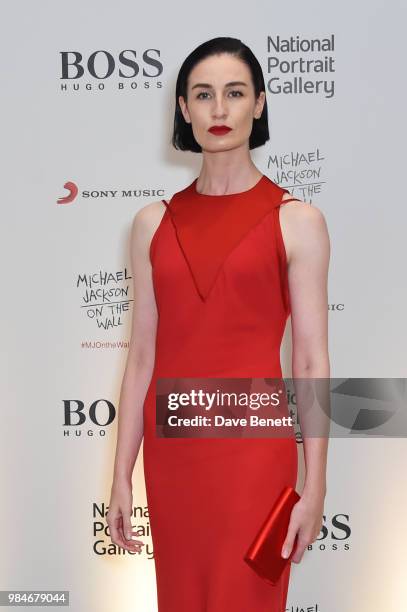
162, 198, 170, 209
280, 197, 301, 204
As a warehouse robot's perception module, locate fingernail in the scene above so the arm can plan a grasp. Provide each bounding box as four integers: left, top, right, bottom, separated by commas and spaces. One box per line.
282, 548, 289, 558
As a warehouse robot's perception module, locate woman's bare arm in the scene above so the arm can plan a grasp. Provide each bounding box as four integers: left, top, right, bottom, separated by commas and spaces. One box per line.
280, 197, 331, 562
282, 198, 330, 495
112, 201, 166, 484
107, 201, 165, 552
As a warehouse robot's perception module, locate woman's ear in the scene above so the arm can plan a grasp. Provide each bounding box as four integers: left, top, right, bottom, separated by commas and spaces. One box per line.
178, 95, 191, 124
254, 91, 265, 119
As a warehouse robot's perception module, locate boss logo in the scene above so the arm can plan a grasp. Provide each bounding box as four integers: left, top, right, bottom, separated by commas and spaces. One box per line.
63, 399, 116, 431
318, 514, 351, 540
60, 49, 163, 79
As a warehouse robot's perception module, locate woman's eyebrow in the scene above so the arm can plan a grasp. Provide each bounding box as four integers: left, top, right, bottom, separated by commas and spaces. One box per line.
191, 81, 248, 90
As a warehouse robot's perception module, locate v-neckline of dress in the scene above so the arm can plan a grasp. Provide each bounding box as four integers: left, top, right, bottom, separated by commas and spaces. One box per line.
161, 174, 289, 302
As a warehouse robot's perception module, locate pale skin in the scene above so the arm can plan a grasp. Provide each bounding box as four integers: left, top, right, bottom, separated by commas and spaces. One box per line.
107, 52, 330, 565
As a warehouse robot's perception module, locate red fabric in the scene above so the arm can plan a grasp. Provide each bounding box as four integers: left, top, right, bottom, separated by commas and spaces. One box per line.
143, 174, 299, 611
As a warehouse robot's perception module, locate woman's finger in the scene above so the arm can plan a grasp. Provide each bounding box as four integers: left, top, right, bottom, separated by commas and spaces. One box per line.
122, 513, 134, 542
281, 521, 299, 559
109, 514, 144, 551
291, 534, 308, 563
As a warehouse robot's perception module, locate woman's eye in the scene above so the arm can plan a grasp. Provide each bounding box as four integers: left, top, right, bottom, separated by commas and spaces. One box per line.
196, 90, 243, 100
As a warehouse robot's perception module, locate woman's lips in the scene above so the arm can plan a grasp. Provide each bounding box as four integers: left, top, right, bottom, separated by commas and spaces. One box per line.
208, 126, 232, 135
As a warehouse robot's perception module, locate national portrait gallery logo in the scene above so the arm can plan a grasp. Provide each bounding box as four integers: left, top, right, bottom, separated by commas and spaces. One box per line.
265, 34, 336, 99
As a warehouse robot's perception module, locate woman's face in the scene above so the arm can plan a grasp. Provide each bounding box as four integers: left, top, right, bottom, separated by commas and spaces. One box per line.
179, 53, 265, 153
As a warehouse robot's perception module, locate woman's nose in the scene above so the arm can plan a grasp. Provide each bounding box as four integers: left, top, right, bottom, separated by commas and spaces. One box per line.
211, 95, 228, 117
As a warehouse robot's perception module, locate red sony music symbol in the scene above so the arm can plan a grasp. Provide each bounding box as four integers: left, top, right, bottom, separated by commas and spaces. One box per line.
57, 181, 79, 204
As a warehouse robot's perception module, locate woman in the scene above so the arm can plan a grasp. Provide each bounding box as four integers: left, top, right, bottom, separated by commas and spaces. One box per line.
107, 36, 330, 611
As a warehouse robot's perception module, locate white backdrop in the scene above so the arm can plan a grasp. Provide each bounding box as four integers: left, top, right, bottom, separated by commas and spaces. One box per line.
2, 0, 406, 610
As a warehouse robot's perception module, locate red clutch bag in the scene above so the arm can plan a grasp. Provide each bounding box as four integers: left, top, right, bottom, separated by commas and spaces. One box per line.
244, 485, 300, 585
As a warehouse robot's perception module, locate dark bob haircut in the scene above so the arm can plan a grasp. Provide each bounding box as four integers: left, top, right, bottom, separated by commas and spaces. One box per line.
172, 37, 270, 153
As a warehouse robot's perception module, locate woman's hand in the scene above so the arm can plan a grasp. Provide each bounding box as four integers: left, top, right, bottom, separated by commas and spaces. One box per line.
106, 478, 145, 554
281, 490, 325, 563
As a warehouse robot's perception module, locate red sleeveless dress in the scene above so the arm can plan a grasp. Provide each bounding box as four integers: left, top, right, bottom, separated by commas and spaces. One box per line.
143, 174, 299, 611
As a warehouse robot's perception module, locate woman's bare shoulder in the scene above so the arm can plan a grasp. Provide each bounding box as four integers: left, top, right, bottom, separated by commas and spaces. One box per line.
131, 199, 168, 243
134, 199, 167, 225
279, 194, 330, 263
280, 193, 327, 229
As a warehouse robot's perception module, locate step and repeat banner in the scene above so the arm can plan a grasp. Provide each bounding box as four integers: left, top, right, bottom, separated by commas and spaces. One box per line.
2, 0, 406, 610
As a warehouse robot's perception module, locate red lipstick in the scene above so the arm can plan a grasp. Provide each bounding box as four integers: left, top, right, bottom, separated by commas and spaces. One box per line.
208, 125, 232, 136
